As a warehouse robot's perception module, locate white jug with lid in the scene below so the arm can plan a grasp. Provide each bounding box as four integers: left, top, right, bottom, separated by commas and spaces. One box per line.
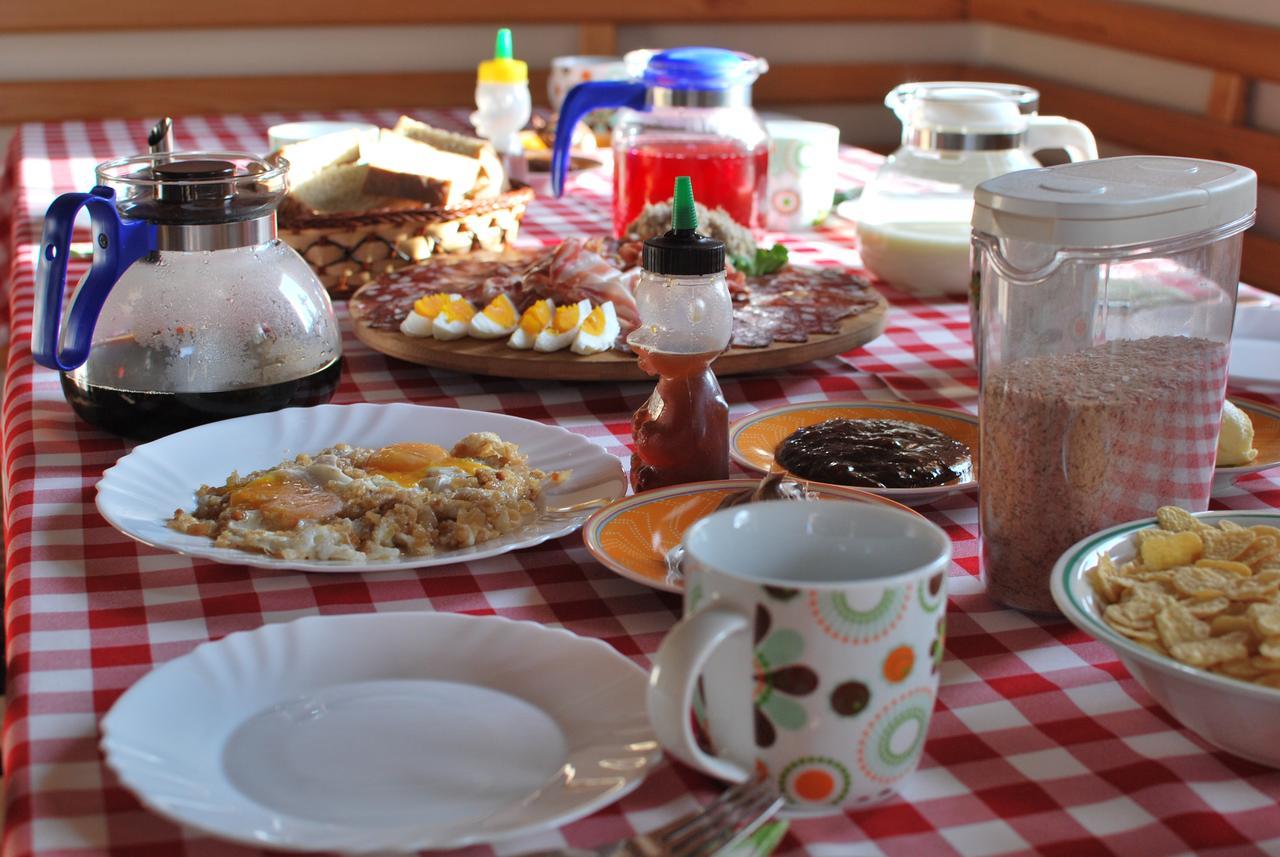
855, 82, 1097, 297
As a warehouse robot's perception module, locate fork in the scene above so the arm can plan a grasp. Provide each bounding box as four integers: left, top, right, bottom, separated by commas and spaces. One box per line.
541, 777, 784, 857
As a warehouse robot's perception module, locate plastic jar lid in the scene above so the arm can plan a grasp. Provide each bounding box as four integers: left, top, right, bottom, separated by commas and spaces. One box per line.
972, 156, 1257, 248
640, 47, 766, 91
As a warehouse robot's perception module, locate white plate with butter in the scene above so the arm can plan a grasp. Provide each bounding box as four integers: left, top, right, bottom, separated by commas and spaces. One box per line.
1213, 397, 1280, 495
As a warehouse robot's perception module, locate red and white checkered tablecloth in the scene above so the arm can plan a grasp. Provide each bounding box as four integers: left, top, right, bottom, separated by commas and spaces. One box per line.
3, 109, 1280, 857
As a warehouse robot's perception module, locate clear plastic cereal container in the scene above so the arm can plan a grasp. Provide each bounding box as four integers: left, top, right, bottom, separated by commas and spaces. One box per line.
972, 156, 1256, 613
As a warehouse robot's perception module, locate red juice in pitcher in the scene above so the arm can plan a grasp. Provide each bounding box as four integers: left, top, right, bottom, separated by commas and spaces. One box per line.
614, 137, 768, 237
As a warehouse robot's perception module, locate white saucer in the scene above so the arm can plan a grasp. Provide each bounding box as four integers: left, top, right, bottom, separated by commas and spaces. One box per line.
100, 612, 660, 853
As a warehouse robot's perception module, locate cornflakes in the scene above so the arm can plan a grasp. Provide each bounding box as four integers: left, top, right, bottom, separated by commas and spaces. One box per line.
1088, 507, 1280, 691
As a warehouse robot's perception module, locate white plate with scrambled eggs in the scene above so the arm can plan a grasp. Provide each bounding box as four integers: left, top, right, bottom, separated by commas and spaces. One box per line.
96, 403, 626, 572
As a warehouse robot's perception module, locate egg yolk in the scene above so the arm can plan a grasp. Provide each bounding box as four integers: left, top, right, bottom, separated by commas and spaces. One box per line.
413, 294, 452, 318
365, 442, 486, 487
439, 299, 476, 323
482, 295, 517, 326
230, 472, 343, 530
520, 300, 553, 335
552, 304, 582, 334
580, 306, 606, 336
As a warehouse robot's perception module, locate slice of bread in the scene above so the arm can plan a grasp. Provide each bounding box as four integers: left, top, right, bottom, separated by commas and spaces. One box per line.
393, 116, 506, 197
275, 128, 369, 189
359, 131, 480, 206
290, 163, 389, 213
361, 167, 451, 208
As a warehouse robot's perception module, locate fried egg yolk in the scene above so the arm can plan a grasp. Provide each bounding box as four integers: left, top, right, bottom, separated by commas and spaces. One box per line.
229, 472, 343, 530
364, 442, 486, 487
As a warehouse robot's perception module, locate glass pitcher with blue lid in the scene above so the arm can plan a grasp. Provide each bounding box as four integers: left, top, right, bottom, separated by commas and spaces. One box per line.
32, 151, 343, 440
551, 46, 769, 237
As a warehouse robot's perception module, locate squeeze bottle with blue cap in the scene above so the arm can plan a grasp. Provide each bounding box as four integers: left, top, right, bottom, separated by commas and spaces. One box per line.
471, 28, 531, 163
628, 177, 733, 491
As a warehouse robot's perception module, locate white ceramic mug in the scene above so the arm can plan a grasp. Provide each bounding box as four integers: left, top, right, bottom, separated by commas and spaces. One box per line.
765, 120, 840, 231
647, 501, 951, 813
548, 55, 627, 113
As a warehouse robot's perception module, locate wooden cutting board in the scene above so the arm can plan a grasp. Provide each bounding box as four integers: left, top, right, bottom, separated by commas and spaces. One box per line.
349, 291, 888, 382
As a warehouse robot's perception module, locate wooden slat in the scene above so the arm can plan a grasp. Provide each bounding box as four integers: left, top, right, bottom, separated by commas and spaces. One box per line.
0, 62, 964, 124
756, 62, 965, 104
1207, 72, 1249, 125
0, 71, 552, 124
972, 68, 1280, 189
970, 0, 1280, 84
576, 24, 618, 56
1243, 233, 1280, 296
1, 0, 965, 32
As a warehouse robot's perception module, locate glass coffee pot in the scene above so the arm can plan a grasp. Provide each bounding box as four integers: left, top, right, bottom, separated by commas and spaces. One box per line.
33, 152, 343, 440
856, 82, 1098, 297
551, 46, 770, 237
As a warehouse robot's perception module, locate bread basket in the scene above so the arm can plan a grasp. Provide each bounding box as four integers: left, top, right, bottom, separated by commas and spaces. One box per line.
278, 183, 534, 299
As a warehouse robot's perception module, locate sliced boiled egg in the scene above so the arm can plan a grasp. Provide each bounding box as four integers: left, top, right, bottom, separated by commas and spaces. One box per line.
468, 293, 519, 339
432, 297, 477, 340
364, 442, 488, 487
571, 301, 620, 355
400, 293, 459, 338
508, 299, 555, 350
534, 299, 592, 353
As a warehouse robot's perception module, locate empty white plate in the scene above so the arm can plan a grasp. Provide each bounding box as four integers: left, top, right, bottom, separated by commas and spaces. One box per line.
1231, 303, 1280, 391
95, 403, 626, 572
100, 612, 661, 853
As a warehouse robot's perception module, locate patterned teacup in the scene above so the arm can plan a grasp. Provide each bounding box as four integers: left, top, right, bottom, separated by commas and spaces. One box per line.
647, 500, 950, 813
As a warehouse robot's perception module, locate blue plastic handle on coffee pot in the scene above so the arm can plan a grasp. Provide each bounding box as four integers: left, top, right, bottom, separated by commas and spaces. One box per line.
551, 80, 646, 197
32, 186, 156, 372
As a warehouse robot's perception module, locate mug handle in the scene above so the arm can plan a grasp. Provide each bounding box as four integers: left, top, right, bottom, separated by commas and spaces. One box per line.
647, 606, 754, 784
1023, 116, 1099, 163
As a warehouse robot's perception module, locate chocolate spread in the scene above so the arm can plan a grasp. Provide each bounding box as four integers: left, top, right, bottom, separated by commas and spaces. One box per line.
775, 418, 971, 489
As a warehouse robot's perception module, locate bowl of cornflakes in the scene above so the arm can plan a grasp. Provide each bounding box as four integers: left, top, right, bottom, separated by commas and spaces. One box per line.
1052, 506, 1280, 768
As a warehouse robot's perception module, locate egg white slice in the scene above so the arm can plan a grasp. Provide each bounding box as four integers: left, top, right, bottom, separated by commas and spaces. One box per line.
432, 298, 477, 341
534, 299, 592, 353
468, 294, 519, 339
399, 312, 435, 338
508, 299, 555, 350
571, 301, 620, 355
398, 292, 461, 339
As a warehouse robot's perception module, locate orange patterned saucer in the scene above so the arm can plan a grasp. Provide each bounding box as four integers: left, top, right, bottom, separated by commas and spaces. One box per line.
728, 400, 979, 504
582, 479, 919, 593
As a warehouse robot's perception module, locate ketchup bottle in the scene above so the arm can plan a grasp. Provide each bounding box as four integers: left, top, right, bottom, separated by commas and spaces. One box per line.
628, 177, 734, 491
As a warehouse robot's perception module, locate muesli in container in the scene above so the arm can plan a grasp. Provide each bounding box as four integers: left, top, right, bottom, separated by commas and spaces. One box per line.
972, 157, 1257, 613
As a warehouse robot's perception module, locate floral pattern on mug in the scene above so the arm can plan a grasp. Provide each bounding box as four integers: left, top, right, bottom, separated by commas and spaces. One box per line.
753, 604, 818, 747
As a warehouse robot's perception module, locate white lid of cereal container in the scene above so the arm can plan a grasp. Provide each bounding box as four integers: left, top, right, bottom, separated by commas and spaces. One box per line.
972, 156, 1256, 248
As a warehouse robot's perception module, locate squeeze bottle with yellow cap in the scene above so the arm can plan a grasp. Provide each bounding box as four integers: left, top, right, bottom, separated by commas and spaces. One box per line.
471, 28, 531, 160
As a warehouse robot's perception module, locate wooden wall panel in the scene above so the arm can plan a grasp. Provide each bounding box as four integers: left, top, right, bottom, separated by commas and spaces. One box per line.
0, 71, 549, 124
970, 0, 1280, 84
0, 63, 968, 124
0, 0, 966, 32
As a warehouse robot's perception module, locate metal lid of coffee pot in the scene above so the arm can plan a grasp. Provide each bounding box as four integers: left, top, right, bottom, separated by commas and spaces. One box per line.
95, 151, 287, 251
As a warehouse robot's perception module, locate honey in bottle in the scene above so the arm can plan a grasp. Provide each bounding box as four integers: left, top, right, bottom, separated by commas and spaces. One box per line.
628, 177, 734, 491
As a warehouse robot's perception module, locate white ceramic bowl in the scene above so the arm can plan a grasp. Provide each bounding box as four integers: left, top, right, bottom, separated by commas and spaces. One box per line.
1051, 510, 1280, 768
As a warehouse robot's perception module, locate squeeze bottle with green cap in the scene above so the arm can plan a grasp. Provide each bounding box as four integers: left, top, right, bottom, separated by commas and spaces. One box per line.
628, 177, 733, 491
471, 28, 532, 161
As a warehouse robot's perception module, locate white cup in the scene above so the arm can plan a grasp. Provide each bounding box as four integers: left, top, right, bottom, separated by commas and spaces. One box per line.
647, 500, 951, 813
548, 56, 628, 113
267, 121, 378, 153
765, 120, 841, 231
